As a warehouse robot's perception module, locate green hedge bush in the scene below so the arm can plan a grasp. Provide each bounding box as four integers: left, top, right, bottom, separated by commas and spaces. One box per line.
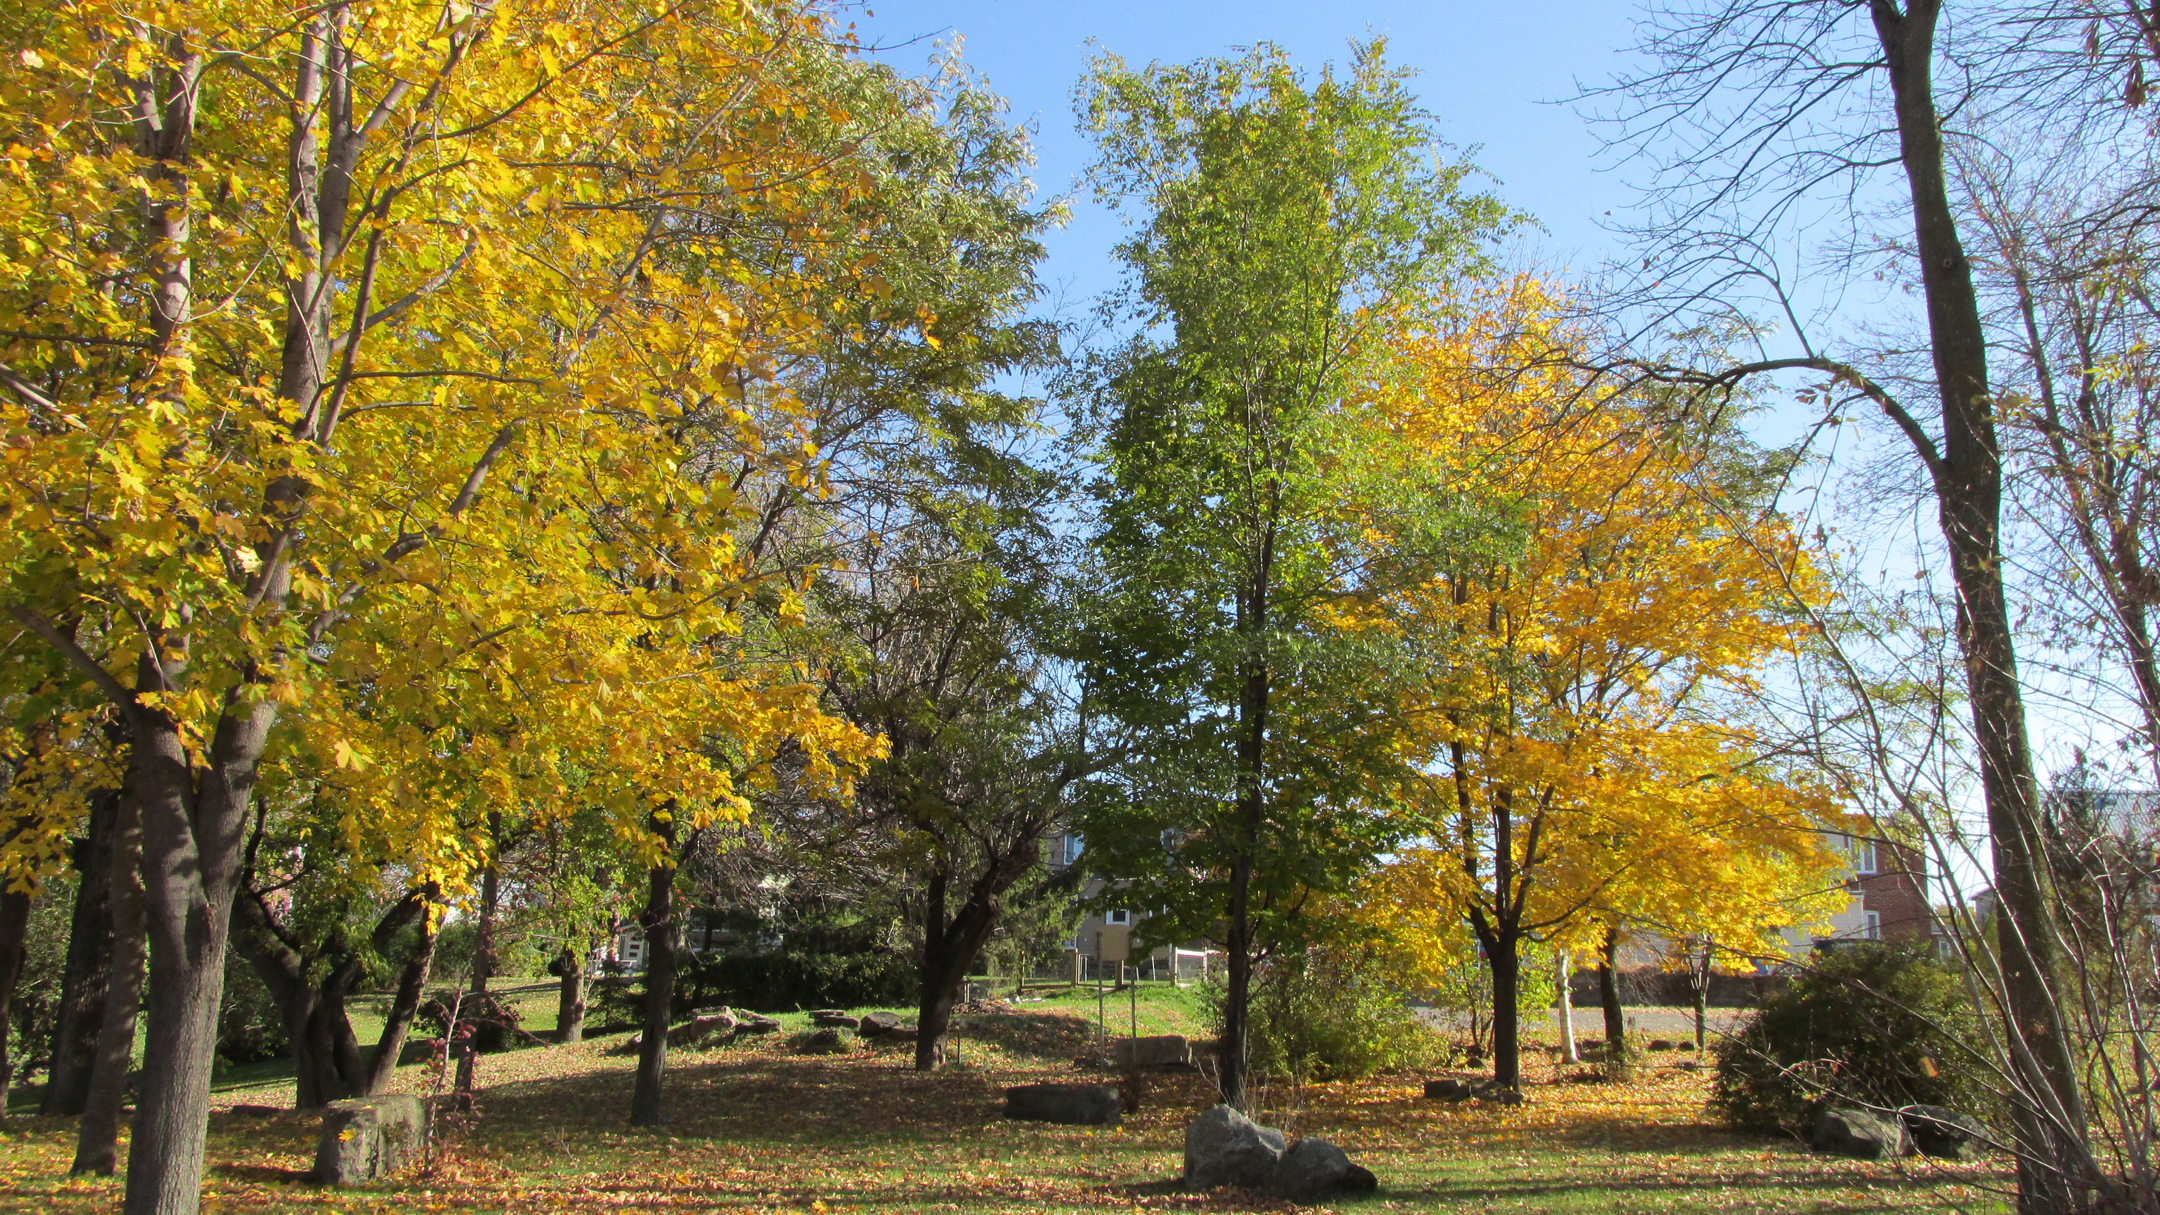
1711, 942, 1990, 1134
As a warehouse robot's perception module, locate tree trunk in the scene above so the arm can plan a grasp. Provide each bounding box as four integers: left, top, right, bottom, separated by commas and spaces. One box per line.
916, 893, 999, 1071
454, 818, 503, 1104
361, 908, 436, 1096
75, 788, 145, 1176
629, 816, 679, 1127
1220, 655, 1270, 1111
554, 944, 586, 1045
0, 886, 36, 1118
1486, 927, 1521, 1090
44, 787, 120, 1116
1870, 7, 2088, 1207
1598, 927, 1626, 1066
1557, 950, 1578, 1065
1690, 944, 1709, 1054
125, 699, 266, 1215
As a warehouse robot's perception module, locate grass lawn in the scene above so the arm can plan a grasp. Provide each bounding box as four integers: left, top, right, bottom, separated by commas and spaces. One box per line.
0, 990, 2011, 1213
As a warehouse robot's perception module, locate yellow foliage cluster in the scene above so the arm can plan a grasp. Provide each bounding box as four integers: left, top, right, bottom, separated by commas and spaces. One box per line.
0, 0, 885, 894
1345, 278, 1846, 975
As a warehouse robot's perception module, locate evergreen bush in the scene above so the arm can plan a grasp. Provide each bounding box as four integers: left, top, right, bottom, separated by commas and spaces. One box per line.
1711, 942, 1989, 1135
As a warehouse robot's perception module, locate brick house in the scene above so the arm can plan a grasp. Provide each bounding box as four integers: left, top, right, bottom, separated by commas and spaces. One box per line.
1776, 825, 1936, 954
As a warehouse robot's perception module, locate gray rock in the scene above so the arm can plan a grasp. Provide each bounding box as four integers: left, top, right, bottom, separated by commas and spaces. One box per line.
857, 1011, 904, 1036
739, 1014, 782, 1034
1424, 1078, 1473, 1100
1113, 1034, 1192, 1069
1812, 1106, 1910, 1159
313, 1094, 428, 1185
1002, 1083, 1120, 1126
1270, 1132, 1356, 1193
1900, 1105, 1990, 1159
670, 1012, 736, 1046
812, 1012, 861, 1029
1183, 1104, 1287, 1191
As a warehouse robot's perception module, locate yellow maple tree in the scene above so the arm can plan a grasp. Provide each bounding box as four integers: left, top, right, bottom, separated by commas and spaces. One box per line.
1345, 279, 1845, 1089
0, 0, 883, 1204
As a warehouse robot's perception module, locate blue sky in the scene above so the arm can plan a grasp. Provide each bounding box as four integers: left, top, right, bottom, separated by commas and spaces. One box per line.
852, 1, 1648, 316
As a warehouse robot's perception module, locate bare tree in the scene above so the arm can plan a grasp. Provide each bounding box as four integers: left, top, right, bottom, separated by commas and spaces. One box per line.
1585, 3, 2097, 1206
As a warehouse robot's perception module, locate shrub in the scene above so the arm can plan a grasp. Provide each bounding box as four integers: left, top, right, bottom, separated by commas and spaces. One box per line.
1219, 945, 1454, 1084
417, 989, 530, 1053
587, 949, 918, 1031
1711, 942, 1988, 1135
216, 950, 289, 1067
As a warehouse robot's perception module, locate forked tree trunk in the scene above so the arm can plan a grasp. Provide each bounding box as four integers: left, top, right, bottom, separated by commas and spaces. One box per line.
555, 944, 586, 1045
629, 816, 679, 1127
0, 886, 35, 1117
44, 786, 120, 1116
76, 786, 146, 1176
916, 885, 998, 1071
1477, 920, 1523, 1091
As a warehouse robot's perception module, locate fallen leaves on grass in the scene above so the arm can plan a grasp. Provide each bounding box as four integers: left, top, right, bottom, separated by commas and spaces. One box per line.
0, 1018, 2011, 1213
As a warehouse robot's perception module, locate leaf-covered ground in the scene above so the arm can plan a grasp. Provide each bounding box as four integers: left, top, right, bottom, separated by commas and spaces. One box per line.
0, 999, 2010, 1213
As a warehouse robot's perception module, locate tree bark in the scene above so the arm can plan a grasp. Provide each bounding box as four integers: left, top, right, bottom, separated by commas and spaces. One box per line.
554, 944, 586, 1045
44, 787, 120, 1116
1597, 926, 1626, 1066
0, 886, 36, 1119
1869, 6, 2088, 1207
629, 816, 679, 1127
75, 785, 145, 1176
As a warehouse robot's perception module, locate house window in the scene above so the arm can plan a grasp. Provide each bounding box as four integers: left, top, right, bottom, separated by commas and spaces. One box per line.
1105, 909, 1131, 926
1061, 834, 1084, 866
1864, 911, 1882, 940
1851, 839, 1878, 876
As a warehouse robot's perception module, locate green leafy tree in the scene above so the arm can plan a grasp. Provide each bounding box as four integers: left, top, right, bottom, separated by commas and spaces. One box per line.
1067, 40, 1507, 1109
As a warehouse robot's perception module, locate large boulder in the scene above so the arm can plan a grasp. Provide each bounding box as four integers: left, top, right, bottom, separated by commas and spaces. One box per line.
313, 1095, 428, 1186
738, 1013, 782, 1035
1812, 1106, 1910, 1160
1900, 1105, 1990, 1160
1424, 1078, 1474, 1101
812, 1012, 861, 1030
1113, 1035, 1192, 1070
1003, 1083, 1120, 1127
1183, 1104, 1288, 1191
1272, 1137, 1377, 1201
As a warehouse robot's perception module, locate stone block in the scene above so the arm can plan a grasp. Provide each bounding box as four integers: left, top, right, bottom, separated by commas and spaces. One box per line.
313, 1094, 428, 1186
1112, 1034, 1191, 1069
1003, 1083, 1120, 1126
1272, 1136, 1377, 1201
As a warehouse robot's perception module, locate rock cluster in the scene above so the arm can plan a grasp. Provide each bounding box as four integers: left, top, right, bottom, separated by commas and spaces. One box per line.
1181, 1105, 1377, 1200
1424, 1077, 1525, 1105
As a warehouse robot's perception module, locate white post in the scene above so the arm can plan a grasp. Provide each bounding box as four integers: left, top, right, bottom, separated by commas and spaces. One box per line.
1557, 949, 1579, 1064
